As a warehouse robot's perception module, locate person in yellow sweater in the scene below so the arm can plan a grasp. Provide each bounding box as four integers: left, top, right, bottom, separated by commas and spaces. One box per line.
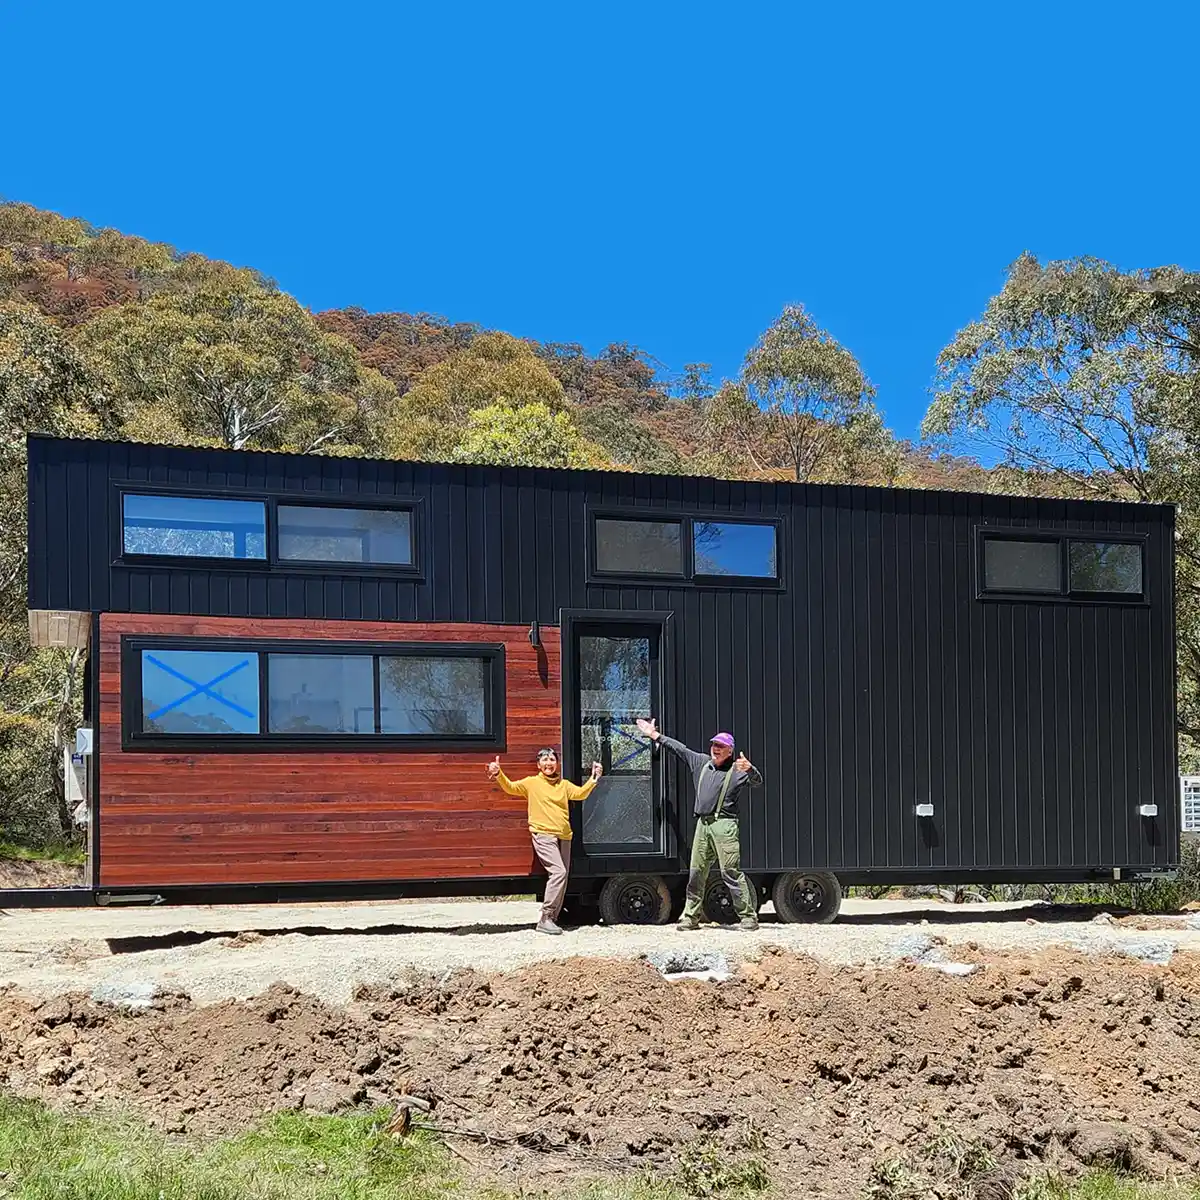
487, 748, 602, 935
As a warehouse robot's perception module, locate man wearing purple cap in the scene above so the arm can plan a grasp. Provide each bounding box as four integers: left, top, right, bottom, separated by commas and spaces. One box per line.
635, 718, 762, 931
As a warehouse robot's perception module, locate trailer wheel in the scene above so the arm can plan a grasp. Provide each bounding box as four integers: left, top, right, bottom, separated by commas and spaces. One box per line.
598, 874, 672, 925
771, 871, 842, 924
702, 874, 763, 924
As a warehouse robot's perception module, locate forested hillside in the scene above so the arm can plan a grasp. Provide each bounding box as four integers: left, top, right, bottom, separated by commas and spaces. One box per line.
2, 200, 1197, 848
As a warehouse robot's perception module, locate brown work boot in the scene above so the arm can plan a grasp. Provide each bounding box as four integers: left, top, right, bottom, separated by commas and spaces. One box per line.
536, 918, 563, 935
677, 916, 700, 932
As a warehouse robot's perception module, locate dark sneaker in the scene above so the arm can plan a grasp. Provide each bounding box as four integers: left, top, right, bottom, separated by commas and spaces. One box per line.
676, 916, 700, 932
536, 918, 563, 935
738, 917, 760, 932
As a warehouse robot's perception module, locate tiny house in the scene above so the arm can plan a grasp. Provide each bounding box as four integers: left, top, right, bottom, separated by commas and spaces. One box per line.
6, 434, 1179, 921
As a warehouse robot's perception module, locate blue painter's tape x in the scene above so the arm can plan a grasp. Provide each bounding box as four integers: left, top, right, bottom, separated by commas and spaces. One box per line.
145, 655, 255, 721
610, 729, 652, 771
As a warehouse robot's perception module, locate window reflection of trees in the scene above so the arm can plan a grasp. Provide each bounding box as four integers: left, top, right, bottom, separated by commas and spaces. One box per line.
579, 635, 655, 846
1069, 542, 1142, 593
380, 656, 488, 735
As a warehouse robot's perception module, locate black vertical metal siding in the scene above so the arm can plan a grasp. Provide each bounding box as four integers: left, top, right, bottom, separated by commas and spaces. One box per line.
27, 435, 1179, 875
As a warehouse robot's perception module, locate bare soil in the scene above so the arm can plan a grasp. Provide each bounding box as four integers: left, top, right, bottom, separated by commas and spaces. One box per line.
3, 946, 1200, 1197
0, 856, 82, 889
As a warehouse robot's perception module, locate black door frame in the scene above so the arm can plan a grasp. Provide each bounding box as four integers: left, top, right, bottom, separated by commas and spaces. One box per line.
559, 609, 677, 865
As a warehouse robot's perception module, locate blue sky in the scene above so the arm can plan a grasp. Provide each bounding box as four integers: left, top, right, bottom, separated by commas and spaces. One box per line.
4, 0, 1198, 442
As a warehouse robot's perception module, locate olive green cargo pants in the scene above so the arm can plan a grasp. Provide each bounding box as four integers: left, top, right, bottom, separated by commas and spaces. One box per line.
681, 816, 755, 922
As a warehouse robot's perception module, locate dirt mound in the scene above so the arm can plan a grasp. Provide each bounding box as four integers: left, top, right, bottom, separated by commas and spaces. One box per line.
0, 856, 82, 889
2, 947, 1200, 1196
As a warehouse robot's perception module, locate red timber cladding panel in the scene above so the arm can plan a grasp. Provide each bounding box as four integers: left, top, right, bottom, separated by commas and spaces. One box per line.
98, 614, 561, 888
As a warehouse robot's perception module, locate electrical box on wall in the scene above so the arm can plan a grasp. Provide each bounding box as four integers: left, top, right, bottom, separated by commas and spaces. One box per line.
1182, 777, 1200, 834
64, 746, 86, 806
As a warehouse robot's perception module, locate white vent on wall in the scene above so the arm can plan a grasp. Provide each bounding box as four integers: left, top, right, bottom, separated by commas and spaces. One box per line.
1182, 776, 1200, 834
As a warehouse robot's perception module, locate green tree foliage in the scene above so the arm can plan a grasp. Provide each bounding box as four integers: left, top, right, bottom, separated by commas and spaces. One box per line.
394, 332, 568, 462
78, 287, 400, 454
708, 306, 899, 483
0, 303, 109, 842
924, 252, 1200, 746
451, 401, 592, 468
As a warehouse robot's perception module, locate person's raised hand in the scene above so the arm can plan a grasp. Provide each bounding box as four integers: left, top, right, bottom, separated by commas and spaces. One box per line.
591, 761, 604, 781
486, 756, 501, 780
735, 753, 752, 773
635, 717, 660, 740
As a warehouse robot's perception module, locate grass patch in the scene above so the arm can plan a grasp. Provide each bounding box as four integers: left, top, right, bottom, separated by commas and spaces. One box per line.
0, 839, 84, 866
0, 1095, 756, 1200
0, 1096, 457, 1200
1018, 1171, 1200, 1200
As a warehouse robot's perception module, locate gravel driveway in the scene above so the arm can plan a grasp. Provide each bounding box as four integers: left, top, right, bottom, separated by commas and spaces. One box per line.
2, 896, 1198, 1006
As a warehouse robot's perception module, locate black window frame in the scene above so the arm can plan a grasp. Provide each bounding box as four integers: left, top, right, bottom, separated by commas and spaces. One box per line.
117, 488, 269, 566
588, 506, 784, 589
121, 635, 505, 751
975, 528, 1149, 605
272, 496, 422, 576
111, 482, 425, 580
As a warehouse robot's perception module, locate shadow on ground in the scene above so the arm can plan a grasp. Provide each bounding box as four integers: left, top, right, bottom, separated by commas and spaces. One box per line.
103, 903, 1129, 954
106, 921, 534, 954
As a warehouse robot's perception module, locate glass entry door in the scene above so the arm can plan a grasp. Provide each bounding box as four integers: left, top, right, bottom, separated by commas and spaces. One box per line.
575, 629, 663, 854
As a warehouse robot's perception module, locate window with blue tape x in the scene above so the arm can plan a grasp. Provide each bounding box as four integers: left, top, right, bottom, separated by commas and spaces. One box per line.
140, 649, 260, 735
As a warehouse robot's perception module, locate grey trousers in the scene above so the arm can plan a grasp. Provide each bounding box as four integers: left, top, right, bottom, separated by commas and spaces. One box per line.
531, 834, 570, 922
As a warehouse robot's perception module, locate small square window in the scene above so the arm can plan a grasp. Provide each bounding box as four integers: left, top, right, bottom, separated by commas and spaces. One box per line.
123, 494, 266, 559
268, 654, 376, 734
693, 521, 777, 578
982, 538, 1062, 593
1069, 541, 1143, 595
595, 518, 683, 575
277, 505, 413, 566
140, 649, 260, 734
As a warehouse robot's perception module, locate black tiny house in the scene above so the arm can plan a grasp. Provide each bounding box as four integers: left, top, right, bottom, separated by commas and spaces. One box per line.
10, 434, 1180, 920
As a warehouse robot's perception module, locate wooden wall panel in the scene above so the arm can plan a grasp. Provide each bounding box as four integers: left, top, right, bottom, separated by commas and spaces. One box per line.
98, 614, 561, 887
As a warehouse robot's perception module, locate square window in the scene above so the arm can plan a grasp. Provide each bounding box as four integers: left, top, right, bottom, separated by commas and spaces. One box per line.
277, 505, 413, 565
982, 538, 1062, 593
693, 521, 777, 578
140, 649, 260, 734
268, 654, 375, 734
1069, 541, 1143, 595
595, 518, 683, 575
379, 656, 491, 735
123, 494, 266, 559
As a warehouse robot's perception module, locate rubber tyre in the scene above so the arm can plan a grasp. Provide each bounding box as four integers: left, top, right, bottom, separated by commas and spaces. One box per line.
598, 874, 673, 925
771, 871, 842, 924
702, 874, 763, 924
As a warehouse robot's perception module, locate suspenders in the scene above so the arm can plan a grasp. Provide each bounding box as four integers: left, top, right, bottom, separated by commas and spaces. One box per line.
703, 762, 737, 820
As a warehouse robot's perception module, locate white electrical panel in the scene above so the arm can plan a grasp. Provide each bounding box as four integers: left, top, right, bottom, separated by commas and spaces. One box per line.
64, 746, 86, 807
1182, 776, 1200, 834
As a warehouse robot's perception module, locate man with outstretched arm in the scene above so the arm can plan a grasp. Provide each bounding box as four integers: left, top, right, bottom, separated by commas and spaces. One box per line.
636, 718, 763, 931
487, 748, 602, 935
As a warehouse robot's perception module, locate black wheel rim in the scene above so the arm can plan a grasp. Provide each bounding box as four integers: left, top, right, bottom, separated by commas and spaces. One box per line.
616, 880, 659, 923
788, 875, 826, 915
705, 882, 736, 923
